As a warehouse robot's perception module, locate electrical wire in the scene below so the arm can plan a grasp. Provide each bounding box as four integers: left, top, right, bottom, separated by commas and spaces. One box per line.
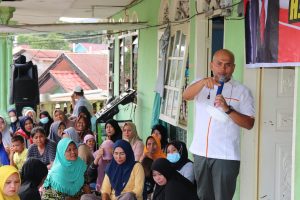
2, 0, 243, 43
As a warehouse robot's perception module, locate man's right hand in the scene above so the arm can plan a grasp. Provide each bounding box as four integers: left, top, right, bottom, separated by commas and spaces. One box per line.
183, 77, 220, 100
202, 77, 221, 89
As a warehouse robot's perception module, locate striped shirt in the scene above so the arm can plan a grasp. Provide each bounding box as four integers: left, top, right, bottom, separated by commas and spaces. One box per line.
27, 139, 57, 165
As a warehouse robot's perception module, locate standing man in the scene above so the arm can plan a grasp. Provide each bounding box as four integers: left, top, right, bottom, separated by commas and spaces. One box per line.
182, 49, 255, 200
71, 86, 93, 117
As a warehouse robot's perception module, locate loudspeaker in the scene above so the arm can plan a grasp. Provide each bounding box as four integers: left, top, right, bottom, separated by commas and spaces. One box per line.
10, 56, 40, 117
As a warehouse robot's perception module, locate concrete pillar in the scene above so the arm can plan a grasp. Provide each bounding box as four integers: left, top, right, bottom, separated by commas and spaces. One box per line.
0, 6, 15, 112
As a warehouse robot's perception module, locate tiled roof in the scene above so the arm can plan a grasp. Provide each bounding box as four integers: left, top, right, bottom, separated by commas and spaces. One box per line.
39, 78, 57, 94
65, 53, 108, 90
23, 49, 66, 61
49, 70, 92, 92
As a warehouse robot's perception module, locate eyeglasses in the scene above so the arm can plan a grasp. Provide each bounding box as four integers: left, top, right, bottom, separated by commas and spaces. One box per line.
113, 151, 126, 156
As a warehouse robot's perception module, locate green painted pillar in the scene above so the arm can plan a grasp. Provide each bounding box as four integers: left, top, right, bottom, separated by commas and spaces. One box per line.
0, 6, 15, 112
294, 68, 300, 199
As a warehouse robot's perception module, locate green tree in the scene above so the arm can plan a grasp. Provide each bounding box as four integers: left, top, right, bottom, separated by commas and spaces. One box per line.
17, 33, 70, 50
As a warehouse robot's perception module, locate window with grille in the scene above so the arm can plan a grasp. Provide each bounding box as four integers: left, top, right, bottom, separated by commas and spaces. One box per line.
119, 33, 138, 97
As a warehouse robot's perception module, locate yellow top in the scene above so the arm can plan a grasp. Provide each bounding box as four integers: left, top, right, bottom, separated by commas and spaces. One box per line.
101, 162, 145, 200
13, 149, 28, 171
0, 165, 20, 200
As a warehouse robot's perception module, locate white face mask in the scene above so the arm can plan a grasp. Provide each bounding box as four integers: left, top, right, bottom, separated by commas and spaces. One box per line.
10, 116, 17, 123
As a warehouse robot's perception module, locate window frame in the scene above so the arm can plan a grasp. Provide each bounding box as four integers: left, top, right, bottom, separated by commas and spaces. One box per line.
118, 32, 139, 95
159, 24, 189, 127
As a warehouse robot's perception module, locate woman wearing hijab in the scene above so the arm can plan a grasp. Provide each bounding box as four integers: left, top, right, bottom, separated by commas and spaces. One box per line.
7, 108, 20, 135
38, 111, 54, 137
15, 116, 34, 148
101, 140, 145, 200
88, 140, 114, 191
18, 158, 48, 200
48, 121, 66, 144
104, 119, 122, 142
83, 134, 96, 153
166, 141, 194, 183
151, 158, 198, 200
139, 135, 166, 198
140, 135, 166, 162
0, 165, 21, 200
23, 109, 37, 126
52, 109, 74, 128
0, 133, 10, 166
62, 127, 80, 145
122, 122, 144, 161
0, 115, 12, 148
151, 124, 168, 150
42, 138, 90, 200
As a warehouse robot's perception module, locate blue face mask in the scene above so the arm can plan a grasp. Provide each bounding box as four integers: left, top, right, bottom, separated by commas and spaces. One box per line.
167, 152, 181, 163
40, 117, 49, 124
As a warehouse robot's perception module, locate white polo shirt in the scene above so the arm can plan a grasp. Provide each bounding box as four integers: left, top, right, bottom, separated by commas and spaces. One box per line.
189, 78, 255, 161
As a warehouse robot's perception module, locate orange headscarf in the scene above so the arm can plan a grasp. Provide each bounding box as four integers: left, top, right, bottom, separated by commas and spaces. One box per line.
143, 135, 166, 160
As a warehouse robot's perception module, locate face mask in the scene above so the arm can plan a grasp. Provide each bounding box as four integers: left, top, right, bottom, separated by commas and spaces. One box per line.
167, 152, 181, 163
40, 117, 49, 124
10, 116, 17, 123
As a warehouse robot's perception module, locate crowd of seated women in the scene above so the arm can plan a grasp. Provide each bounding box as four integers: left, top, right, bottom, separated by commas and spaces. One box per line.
0, 106, 198, 200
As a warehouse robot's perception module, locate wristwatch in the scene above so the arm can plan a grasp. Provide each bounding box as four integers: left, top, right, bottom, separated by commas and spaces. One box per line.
225, 106, 234, 115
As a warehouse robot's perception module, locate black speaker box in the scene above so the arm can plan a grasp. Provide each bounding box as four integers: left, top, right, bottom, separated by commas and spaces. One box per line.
10, 59, 40, 117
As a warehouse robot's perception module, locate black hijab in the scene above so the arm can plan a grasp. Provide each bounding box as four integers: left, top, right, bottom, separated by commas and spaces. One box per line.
19, 158, 48, 200
105, 119, 122, 142
166, 141, 192, 170
151, 124, 168, 150
151, 158, 198, 200
38, 111, 54, 137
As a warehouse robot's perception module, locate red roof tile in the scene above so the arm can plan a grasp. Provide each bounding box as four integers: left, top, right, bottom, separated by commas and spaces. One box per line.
65, 53, 108, 90
49, 70, 92, 92
24, 49, 66, 61
40, 78, 57, 93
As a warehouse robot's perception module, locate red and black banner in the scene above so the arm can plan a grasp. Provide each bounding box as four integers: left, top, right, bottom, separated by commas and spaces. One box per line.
245, 0, 300, 68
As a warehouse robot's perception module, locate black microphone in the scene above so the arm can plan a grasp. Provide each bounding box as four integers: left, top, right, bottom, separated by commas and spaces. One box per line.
216, 76, 225, 95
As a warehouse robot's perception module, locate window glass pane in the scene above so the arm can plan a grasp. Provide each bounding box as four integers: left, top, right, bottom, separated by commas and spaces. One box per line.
173, 31, 181, 57
179, 34, 186, 57
119, 39, 125, 94
169, 60, 177, 87
171, 91, 179, 119
132, 44, 138, 91
175, 60, 183, 87
161, 88, 167, 114
168, 36, 174, 57
165, 60, 171, 85
166, 90, 174, 117
124, 37, 132, 91
119, 34, 138, 95
109, 42, 115, 98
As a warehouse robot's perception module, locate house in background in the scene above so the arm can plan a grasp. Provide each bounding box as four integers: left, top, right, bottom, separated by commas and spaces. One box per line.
13, 48, 67, 77
38, 52, 109, 112
72, 43, 109, 54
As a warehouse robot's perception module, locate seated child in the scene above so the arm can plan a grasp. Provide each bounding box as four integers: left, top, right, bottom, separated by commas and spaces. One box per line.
9, 135, 28, 171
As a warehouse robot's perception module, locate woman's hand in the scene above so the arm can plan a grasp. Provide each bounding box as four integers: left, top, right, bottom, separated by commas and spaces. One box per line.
94, 148, 104, 165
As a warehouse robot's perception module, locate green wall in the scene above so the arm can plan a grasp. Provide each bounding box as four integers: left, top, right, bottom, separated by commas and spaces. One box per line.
112, 0, 161, 140
294, 68, 300, 199
224, 12, 245, 200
